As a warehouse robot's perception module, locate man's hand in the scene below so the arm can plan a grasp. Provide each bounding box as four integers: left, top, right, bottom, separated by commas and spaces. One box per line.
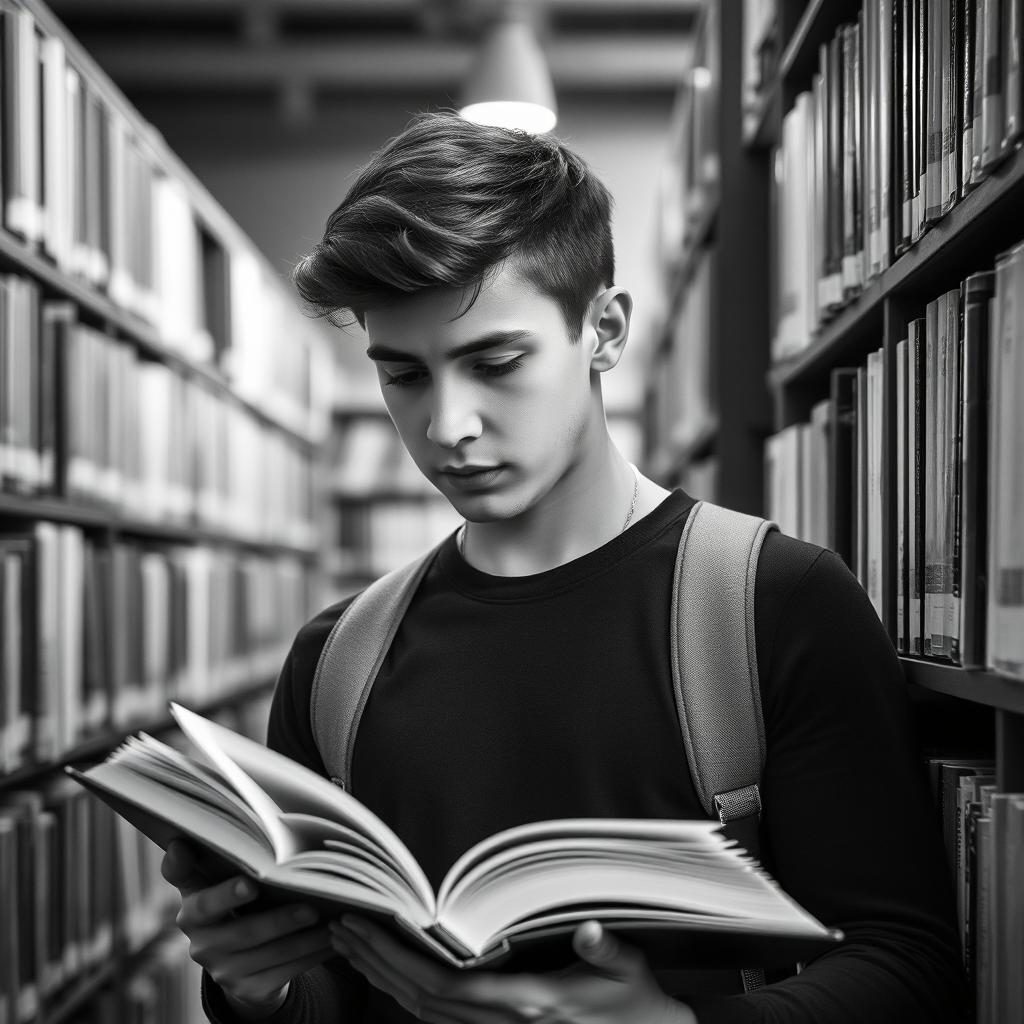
162, 838, 335, 1020
329, 914, 697, 1024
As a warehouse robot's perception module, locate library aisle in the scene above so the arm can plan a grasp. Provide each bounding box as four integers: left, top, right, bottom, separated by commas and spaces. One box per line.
0, 1, 1020, 1022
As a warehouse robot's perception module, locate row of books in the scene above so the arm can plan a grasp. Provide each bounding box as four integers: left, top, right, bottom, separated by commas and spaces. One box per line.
330, 414, 431, 497
645, 251, 716, 473
928, 758, 1023, 1024
764, 247, 1023, 676
0, 783, 172, 1024
327, 498, 463, 581
0, 280, 317, 548
1, 698, 271, 1024
64, 932, 205, 1024
655, 2, 720, 279
0, 525, 309, 774
1, 0, 331, 440
773, 0, 1024, 360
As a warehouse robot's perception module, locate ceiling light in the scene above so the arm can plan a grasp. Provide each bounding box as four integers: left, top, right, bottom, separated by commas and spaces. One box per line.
459, 8, 557, 135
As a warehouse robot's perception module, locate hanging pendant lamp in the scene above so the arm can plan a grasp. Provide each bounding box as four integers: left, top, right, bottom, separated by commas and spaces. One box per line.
459, 3, 557, 134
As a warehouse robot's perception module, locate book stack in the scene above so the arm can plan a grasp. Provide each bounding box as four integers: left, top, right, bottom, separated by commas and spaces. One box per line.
764, 242, 1024, 677
926, 758, 1024, 1024
772, 1, 1024, 360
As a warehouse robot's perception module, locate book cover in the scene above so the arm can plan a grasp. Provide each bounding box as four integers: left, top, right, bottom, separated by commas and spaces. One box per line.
67, 704, 843, 973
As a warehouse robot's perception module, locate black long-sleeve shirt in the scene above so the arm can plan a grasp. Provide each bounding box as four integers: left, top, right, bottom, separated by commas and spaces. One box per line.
202, 489, 969, 1023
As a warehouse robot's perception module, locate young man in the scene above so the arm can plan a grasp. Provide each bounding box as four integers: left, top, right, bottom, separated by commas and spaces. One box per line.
163, 113, 968, 1024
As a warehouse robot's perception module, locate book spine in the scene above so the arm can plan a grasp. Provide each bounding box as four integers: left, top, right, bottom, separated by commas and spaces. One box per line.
1004, 0, 1023, 145
910, 318, 926, 654
962, 0, 977, 193
980, 0, 1004, 169
897, 337, 908, 651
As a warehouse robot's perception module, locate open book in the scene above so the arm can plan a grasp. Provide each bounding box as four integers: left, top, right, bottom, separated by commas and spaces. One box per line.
67, 703, 843, 970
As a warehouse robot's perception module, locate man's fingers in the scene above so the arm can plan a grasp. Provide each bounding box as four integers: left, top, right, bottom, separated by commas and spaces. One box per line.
191, 902, 322, 955
331, 918, 555, 1020
217, 926, 334, 980
161, 839, 207, 892
177, 874, 260, 928
215, 942, 335, 1005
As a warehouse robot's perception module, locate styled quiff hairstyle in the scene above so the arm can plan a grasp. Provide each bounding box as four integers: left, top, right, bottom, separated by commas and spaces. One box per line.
292, 112, 615, 340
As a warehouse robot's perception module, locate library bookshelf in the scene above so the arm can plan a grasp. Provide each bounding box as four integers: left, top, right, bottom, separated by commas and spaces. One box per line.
741, 0, 1023, 1018
644, 0, 773, 516
0, 0, 333, 1021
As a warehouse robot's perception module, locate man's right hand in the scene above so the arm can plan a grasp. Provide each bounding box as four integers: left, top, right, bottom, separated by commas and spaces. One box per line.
162, 838, 335, 1020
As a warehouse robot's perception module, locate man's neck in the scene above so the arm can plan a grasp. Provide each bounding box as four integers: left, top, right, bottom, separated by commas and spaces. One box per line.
460, 458, 672, 577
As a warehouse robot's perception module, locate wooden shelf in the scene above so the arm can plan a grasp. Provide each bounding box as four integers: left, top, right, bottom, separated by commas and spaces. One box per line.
0, 678, 277, 793
902, 659, 1024, 715
0, 492, 318, 559
779, 0, 861, 89
768, 143, 1024, 395
0, 228, 318, 450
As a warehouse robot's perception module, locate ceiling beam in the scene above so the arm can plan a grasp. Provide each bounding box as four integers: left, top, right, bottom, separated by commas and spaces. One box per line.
81, 36, 693, 92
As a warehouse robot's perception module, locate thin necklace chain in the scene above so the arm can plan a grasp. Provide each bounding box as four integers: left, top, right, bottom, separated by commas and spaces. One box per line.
458, 464, 640, 558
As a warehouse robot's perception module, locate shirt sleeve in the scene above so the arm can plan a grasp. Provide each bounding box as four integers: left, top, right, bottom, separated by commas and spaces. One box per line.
688, 547, 970, 1024
201, 601, 370, 1024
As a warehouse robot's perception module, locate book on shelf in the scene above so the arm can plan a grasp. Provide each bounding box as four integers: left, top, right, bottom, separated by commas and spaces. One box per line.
770, 0, 1024, 359
763, 241, 1022, 674
69, 704, 843, 973
0, 521, 310, 775
0, 0, 332, 442
987, 241, 1024, 679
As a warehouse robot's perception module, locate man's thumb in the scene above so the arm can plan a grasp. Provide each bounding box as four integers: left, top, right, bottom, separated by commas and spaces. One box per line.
573, 921, 640, 977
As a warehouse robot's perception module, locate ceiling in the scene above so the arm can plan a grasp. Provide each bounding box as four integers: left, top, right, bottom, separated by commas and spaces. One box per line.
47, 0, 701, 124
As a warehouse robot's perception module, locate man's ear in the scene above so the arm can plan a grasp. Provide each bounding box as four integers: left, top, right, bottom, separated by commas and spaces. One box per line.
585, 287, 633, 371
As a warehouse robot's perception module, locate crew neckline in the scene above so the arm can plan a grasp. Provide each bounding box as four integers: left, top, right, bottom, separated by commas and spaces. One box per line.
435, 488, 696, 603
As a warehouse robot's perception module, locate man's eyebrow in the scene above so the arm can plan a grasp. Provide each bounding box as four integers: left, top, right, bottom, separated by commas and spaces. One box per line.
365, 330, 535, 363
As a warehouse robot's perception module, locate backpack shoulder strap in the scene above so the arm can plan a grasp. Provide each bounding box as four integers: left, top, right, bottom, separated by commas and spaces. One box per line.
310, 539, 445, 790
671, 500, 778, 853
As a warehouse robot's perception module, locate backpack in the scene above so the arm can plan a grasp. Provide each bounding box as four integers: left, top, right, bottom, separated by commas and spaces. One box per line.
311, 499, 778, 991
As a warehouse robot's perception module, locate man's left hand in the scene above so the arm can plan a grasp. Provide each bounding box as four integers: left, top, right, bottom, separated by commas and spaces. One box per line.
329, 914, 697, 1024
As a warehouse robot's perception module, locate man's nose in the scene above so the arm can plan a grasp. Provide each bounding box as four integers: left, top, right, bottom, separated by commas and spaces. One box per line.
425, 379, 483, 448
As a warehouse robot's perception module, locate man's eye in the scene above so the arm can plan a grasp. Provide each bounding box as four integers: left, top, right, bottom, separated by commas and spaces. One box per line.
383, 370, 426, 388
479, 357, 525, 378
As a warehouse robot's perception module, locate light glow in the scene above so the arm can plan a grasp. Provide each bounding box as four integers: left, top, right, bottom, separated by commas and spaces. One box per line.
460, 101, 557, 135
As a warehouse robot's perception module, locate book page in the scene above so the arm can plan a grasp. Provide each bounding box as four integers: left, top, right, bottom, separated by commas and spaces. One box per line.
439, 818, 723, 905
171, 704, 434, 911
171, 704, 296, 860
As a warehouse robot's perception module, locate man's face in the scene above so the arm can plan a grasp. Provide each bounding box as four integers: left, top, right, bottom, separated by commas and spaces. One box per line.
363, 264, 600, 523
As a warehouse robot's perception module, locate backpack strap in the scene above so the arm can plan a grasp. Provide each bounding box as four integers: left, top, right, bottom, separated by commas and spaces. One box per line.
310, 539, 445, 789
671, 500, 777, 995
671, 500, 777, 850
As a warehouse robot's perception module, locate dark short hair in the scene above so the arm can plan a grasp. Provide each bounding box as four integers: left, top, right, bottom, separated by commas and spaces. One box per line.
292, 111, 615, 340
